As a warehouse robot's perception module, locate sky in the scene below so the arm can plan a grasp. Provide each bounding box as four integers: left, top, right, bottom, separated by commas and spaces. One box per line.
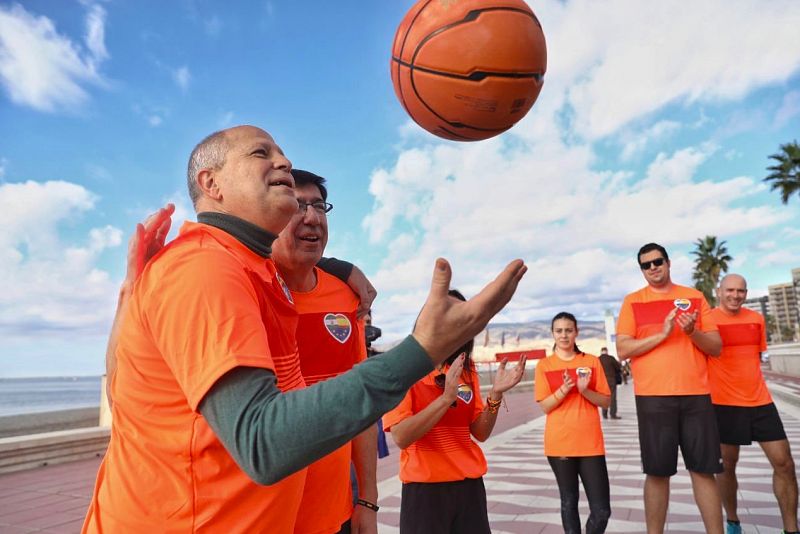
1, 0, 799, 377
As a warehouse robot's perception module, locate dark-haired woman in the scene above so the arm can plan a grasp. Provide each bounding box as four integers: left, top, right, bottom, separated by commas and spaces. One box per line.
383, 290, 527, 534
534, 312, 612, 534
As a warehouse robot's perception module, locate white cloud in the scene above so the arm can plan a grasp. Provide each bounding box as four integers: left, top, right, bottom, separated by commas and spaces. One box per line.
0, 157, 6, 179
0, 3, 109, 112
363, 0, 800, 342
538, 0, 800, 139
148, 115, 163, 127
0, 180, 122, 337
173, 65, 191, 92
620, 120, 681, 161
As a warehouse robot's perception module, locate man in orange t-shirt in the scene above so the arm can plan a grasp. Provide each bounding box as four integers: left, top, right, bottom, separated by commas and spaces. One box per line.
616, 242, 724, 534
81, 125, 528, 533
272, 169, 377, 534
708, 274, 798, 534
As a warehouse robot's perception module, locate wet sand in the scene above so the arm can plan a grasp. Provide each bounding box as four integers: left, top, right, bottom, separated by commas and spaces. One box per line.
0, 407, 100, 439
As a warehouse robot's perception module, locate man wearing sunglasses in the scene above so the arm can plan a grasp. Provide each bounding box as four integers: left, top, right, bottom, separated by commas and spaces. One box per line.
271, 169, 379, 534
616, 242, 724, 534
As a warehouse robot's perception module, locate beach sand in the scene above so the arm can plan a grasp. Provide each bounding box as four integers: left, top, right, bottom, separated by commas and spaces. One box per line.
0, 407, 100, 439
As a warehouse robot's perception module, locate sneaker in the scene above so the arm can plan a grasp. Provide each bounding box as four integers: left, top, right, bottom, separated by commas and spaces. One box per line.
726, 521, 742, 534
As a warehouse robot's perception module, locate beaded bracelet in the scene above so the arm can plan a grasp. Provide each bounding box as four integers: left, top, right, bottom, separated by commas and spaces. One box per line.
487, 397, 503, 414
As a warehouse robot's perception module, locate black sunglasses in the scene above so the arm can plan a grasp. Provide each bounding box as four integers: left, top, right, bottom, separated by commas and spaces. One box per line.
434, 374, 457, 408
639, 257, 666, 270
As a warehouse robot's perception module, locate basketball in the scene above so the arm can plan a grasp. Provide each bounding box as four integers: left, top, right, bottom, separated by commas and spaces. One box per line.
390, 0, 547, 142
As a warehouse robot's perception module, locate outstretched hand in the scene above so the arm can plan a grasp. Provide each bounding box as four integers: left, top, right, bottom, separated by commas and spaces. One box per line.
492, 356, 527, 396
412, 258, 527, 366
126, 204, 175, 285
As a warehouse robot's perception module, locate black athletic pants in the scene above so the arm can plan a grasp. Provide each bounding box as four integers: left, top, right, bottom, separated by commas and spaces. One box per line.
547, 455, 611, 534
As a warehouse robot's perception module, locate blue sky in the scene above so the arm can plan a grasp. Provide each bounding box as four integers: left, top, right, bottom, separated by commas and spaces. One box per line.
1, 0, 799, 377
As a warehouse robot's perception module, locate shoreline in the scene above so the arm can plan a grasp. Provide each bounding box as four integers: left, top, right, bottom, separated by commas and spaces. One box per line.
0, 407, 100, 439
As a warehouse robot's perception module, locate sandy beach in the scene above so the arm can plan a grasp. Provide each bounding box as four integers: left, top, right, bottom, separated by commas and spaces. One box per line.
0, 407, 100, 439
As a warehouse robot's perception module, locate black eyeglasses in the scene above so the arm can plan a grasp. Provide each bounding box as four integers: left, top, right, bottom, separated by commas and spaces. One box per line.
298, 201, 333, 214
434, 374, 457, 408
639, 257, 665, 270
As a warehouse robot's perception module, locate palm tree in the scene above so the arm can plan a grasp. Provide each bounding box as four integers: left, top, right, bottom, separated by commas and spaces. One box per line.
764, 140, 800, 204
691, 236, 732, 306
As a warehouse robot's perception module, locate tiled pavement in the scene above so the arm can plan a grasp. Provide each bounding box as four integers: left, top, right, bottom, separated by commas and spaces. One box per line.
1, 370, 798, 533
376, 374, 800, 533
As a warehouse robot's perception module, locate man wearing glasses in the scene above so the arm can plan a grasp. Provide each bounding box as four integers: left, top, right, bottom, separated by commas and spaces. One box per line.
616, 242, 724, 534
271, 169, 379, 534
82, 125, 526, 533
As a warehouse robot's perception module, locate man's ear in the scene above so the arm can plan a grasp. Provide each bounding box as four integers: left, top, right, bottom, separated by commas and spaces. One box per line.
196, 168, 222, 201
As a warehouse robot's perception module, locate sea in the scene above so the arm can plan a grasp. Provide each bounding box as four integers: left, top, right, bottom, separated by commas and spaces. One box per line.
0, 376, 102, 417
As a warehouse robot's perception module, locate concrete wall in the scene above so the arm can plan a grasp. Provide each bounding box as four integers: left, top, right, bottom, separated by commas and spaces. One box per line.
769, 342, 800, 377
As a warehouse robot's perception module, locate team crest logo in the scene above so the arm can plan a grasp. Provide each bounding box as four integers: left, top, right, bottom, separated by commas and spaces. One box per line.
275, 272, 294, 304
673, 298, 691, 311
456, 383, 473, 404
324, 313, 352, 343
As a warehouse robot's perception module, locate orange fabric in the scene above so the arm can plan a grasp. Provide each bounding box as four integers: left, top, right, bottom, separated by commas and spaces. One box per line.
534, 353, 609, 457
707, 307, 771, 407
293, 268, 367, 534
616, 284, 717, 396
383, 368, 486, 483
82, 222, 307, 534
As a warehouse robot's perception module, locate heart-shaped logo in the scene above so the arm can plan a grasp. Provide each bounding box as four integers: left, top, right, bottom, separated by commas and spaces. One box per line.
674, 298, 691, 311
323, 313, 352, 344
456, 383, 473, 404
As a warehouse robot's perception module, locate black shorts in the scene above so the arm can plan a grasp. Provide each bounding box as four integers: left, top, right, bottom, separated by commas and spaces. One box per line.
635, 394, 722, 477
714, 402, 787, 445
400, 477, 490, 534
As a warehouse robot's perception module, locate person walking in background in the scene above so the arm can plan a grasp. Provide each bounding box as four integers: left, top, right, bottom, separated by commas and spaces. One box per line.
708, 274, 798, 534
598, 347, 622, 420
383, 290, 527, 534
535, 312, 611, 534
616, 242, 723, 534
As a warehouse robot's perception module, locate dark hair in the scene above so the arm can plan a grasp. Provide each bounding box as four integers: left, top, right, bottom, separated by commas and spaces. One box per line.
291, 169, 328, 200
443, 289, 475, 378
637, 242, 669, 264
550, 311, 582, 354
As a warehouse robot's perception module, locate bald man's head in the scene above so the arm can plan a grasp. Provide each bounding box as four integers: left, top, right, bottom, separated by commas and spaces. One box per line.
717, 273, 748, 314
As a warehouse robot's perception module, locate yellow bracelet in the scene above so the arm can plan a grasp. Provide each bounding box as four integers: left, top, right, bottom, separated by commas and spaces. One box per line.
487, 397, 502, 414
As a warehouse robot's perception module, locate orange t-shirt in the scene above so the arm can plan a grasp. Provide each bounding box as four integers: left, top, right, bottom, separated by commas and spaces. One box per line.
82, 222, 307, 534
383, 368, 487, 483
293, 268, 367, 534
707, 307, 771, 407
534, 353, 609, 457
616, 284, 717, 396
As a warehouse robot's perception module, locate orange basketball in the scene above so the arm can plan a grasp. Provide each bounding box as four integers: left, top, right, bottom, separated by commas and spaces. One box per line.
391, 0, 547, 142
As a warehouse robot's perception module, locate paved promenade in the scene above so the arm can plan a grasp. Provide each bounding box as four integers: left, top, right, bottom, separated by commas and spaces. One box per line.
1, 370, 798, 533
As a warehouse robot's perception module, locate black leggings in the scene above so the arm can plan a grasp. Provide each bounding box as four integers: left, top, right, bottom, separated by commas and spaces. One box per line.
547, 455, 611, 534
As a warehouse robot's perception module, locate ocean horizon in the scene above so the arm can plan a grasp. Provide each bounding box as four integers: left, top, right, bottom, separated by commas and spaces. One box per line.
0, 376, 102, 417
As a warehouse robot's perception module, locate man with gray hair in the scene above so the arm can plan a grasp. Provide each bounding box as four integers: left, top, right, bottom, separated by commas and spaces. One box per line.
82, 124, 527, 533
708, 273, 798, 534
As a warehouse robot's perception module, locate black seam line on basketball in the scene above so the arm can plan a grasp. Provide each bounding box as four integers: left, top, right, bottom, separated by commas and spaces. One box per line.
391, 58, 543, 82
395, 0, 436, 118
415, 7, 541, 59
